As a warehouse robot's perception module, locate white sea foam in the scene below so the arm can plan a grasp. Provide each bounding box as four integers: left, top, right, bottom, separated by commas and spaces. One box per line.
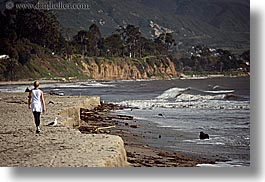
134, 116, 149, 121
197, 141, 225, 145
154, 86, 240, 103
43, 82, 115, 88
114, 99, 250, 110
204, 90, 234, 94
0, 85, 31, 92
196, 160, 247, 167
0, 81, 116, 93
175, 93, 226, 102
183, 139, 225, 145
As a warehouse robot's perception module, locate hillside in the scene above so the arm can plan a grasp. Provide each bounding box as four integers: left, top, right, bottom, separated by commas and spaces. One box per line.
0, 0, 250, 52
0, 54, 181, 81
53, 0, 249, 52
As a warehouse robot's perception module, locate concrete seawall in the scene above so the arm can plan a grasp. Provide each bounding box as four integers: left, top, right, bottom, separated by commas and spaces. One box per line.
0, 92, 129, 167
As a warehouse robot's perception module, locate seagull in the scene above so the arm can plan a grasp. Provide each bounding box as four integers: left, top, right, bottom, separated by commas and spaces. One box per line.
47, 117, 58, 126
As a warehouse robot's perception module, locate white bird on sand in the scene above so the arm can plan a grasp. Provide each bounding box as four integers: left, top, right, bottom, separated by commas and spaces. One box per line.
47, 117, 58, 126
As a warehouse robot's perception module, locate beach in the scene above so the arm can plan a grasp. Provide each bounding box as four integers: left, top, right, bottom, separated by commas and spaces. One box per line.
0, 77, 250, 167
0, 92, 128, 167
0, 91, 204, 167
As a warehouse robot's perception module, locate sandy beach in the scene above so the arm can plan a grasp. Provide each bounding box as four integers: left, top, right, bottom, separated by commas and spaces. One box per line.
0, 92, 128, 167
0, 91, 208, 167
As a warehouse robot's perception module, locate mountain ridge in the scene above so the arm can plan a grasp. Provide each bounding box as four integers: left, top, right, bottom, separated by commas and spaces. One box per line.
0, 0, 250, 52
52, 0, 249, 52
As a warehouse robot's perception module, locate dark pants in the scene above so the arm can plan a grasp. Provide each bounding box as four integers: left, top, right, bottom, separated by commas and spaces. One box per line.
33, 111, 41, 128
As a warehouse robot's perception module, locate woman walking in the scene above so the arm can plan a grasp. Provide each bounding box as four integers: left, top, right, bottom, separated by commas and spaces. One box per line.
28, 81, 46, 135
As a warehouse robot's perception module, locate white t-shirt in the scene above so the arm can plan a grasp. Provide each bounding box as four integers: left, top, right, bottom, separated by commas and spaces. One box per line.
31, 89, 43, 112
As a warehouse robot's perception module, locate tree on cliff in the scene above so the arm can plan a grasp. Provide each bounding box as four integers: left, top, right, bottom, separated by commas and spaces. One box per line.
104, 34, 124, 57
154, 34, 168, 55
72, 24, 102, 57
117, 25, 141, 58
87, 24, 102, 56
73, 30, 89, 57
158, 33, 176, 50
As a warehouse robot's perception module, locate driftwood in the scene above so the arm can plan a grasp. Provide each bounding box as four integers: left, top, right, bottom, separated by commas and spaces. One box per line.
79, 125, 116, 134
130, 124, 140, 128
96, 125, 116, 131
116, 115, 133, 120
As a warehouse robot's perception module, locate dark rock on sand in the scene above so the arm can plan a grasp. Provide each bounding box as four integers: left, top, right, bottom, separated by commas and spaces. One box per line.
224, 93, 244, 101
25, 87, 31, 92
199, 131, 209, 140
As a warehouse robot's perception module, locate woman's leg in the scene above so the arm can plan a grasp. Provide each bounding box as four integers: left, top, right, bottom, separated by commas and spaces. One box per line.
33, 111, 41, 133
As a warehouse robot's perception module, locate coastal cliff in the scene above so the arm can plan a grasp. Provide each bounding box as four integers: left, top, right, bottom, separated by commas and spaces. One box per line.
0, 55, 180, 81
80, 56, 179, 80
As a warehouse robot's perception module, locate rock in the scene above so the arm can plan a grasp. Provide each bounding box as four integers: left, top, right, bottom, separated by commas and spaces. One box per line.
158, 135, 161, 138
130, 124, 140, 128
199, 131, 209, 140
224, 93, 242, 101
25, 87, 31, 92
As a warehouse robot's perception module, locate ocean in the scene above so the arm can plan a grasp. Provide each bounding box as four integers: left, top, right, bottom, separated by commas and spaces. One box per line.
0, 76, 250, 167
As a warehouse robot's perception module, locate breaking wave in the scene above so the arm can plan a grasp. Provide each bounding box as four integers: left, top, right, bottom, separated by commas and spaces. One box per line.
114, 85, 249, 110
115, 99, 250, 110
156, 85, 237, 101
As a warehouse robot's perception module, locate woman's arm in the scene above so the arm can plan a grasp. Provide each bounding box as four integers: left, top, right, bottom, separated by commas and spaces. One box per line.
41, 91, 46, 113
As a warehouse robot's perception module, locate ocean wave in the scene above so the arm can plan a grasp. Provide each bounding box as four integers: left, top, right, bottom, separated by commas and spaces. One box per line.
183, 139, 225, 145
204, 90, 234, 94
114, 99, 250, 110
156, 87, 189, 99
79, 82, 115, 88
196, 160, 248, 167
175, 93, 226, 102
0, 81, 116, 92
184, 136, 250, 147
155, 85, 247, 102
0, 85, 27, 92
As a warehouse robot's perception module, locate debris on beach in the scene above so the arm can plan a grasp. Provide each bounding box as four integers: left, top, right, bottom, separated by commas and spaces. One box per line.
79, 103, 134, 134
129, 124, 140, 128
78, 102, 209, 167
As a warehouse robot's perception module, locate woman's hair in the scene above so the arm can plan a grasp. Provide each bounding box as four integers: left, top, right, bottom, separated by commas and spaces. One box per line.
33, 80, 40, 88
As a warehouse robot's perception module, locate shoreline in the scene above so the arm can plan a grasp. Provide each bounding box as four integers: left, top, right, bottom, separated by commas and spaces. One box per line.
0, 75, 250, 86
0, 79, 63, 86
79, 104, 214, 167
0, 91, 206, 167
0, 76, 249, 167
